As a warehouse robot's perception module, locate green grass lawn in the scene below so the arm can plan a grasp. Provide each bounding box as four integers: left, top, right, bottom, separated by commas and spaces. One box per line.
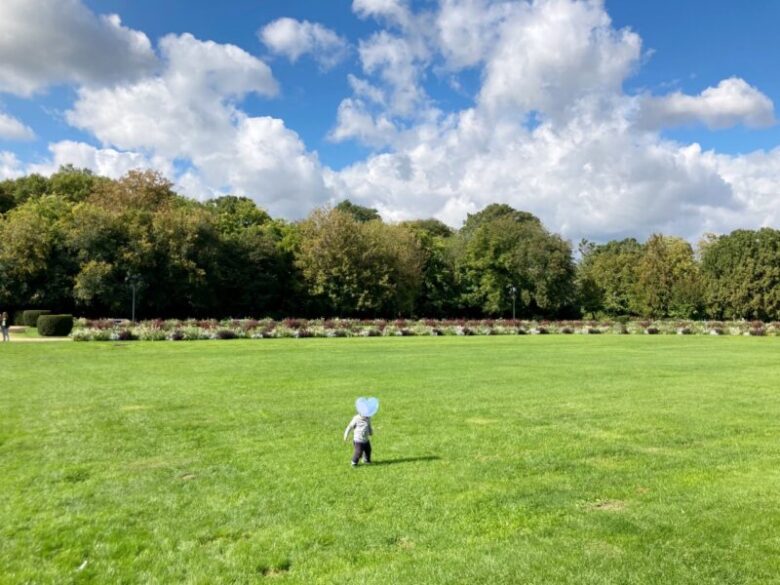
3, 337, 780, 584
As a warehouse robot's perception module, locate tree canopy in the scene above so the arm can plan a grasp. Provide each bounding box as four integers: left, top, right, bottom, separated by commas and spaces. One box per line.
2, 167, 780, 320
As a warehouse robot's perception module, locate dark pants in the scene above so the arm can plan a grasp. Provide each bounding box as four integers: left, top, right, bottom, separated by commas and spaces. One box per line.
352, 441, 372, 464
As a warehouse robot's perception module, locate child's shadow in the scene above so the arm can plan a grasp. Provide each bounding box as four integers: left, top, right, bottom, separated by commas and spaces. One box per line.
371, 455, 440, 466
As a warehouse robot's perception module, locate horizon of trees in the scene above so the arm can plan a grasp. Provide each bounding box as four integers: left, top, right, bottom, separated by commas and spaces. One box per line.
1, 166, 779, 321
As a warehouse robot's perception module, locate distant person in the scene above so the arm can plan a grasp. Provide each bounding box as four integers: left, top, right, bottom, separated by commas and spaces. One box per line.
343, 411, 373, 467
1, 312, 9, 342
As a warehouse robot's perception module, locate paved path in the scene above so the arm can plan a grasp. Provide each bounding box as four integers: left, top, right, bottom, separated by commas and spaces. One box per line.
7, 335, 71, 343
6, 326, 71, 343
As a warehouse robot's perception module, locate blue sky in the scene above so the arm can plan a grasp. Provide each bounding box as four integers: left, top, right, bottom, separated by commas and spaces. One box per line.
609, 0, 780, 154
86, 0, 780, 161
1, 0, 779, 241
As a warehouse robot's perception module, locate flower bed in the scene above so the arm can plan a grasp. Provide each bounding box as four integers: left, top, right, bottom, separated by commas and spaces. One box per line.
69, 318, 780, 341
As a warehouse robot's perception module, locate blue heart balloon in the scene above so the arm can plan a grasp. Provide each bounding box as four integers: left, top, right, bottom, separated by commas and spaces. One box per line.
356, 396, 379, 417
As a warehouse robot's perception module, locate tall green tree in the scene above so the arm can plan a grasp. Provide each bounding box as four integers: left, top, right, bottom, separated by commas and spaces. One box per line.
401, 219, 459, 317
634, 234, 703, 318
460, 203, 541, 239
208, 197, 293, 317
295, 208, 422, 316
577, 238, 644, 316
67, 201, 130, 312
458, 213, 575, 316
8, 174, 50, 206
49, 165, 103, 203
335, 199, 381, 223
0, 196, 74, 309
0, 181, 15, 214
66, 170, 222, 318
206, 195, 271, 234
700, 228, 780, 320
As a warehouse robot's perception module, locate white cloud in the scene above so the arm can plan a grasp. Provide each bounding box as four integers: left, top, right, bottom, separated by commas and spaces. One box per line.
5, 0, 780, 243
358, 31, 430, 116
27, 141, 165, 179
328, 0, 776, 242
332, 2, 434, 145
0, 0, 156, 96
329, 108, 742, 241
170, 115, 331, 217
0, 151, 23, 179
64, 33, 329, 217
260, 18, 349, 70
698, 147, 780, 229
435, 0, 515, 69
346, 74, 386, 105
0, 112, 34, 141
67, 33, 278, 158
329, 98, 398, 147
638, 77, 775, 130
477, 0, 642, 118
352, 0, 413, 27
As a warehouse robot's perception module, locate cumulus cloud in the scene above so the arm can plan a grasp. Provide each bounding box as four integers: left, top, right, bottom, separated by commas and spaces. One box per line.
5, 0, 780, 243
352, 0, 413, 27
638, 77, 775, 130
0, 0, 156, 96
327, 0, 776, 242
260, 18, 349, 70
67, 33, 278, 157
357, 31, 431, 116
27, 141, 165, 179
165, 115, 330, 217
329, 98, 398, 147
331, 1, 434, 144
328, 109, 740, 241
64, 33, 328, 217
477, 0, 642, 118
0, 112, 34, 141
435, 0, 515, 70
698, 147, 780, 229
0, 151, 23, 179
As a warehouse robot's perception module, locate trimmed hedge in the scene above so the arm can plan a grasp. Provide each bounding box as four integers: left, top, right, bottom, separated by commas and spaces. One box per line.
37, 314, 74, 337
23, 310, 51, 328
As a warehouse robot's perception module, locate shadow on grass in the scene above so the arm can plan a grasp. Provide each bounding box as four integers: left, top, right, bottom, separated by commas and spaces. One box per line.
370, 455, 440, 466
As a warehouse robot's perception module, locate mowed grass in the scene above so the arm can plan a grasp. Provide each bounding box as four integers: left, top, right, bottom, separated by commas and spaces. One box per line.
3, 337, 780, 584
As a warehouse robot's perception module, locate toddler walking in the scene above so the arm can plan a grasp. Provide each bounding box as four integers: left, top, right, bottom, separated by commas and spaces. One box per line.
343, 411, 373, 467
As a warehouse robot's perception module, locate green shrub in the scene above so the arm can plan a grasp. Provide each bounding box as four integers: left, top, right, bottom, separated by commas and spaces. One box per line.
13, 311, 26, 326
23, 310, 51, 328
37, 315, 74, 337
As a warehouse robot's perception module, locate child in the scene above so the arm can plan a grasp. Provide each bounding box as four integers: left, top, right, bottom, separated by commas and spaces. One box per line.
1, 312, 9, 342
343, 411, 373, 467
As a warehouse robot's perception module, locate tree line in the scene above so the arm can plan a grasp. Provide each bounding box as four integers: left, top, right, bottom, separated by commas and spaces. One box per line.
1, 166, 778, 321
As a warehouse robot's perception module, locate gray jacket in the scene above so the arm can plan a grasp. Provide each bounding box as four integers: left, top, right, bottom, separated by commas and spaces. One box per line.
344, 415, 373, 443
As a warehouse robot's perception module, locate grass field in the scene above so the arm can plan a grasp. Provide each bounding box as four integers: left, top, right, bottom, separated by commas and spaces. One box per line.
3, 337, 780, 584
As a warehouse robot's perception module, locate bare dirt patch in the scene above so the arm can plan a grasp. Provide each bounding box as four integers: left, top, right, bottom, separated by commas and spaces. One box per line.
588, 499, 627, 512
466, 417, 499, 425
